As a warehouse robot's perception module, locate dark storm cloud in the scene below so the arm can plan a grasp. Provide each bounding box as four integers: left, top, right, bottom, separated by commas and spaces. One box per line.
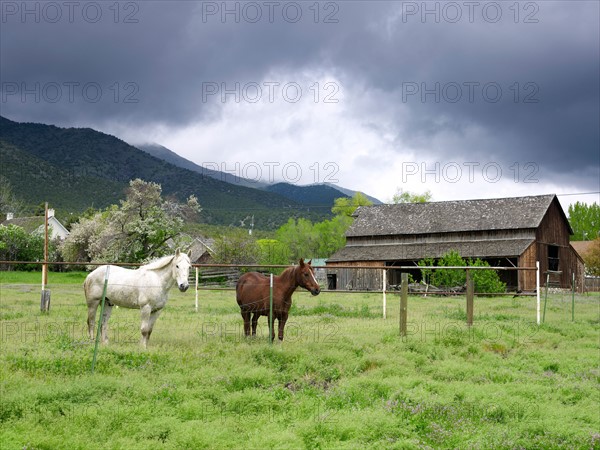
1, 1, 598, 190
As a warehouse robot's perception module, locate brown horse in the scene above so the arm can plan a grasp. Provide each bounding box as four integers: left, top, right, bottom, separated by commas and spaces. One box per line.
236, 258, 321, 341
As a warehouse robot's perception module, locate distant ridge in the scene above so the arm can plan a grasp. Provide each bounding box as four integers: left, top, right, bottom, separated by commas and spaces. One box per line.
138, 143, 269, 189
138, 142, 382, 206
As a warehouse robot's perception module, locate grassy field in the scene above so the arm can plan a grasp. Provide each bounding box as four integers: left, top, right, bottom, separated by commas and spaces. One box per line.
0, 271, 598, 449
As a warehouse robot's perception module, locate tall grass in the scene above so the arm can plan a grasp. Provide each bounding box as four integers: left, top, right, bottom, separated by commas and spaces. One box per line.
1, 273, 598, 449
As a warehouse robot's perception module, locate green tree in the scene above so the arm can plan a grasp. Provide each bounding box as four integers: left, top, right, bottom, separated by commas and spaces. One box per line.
256, 239, 288, 273
313, 215, 352, 258
391, 188, 432, 204
468, 258, 506, 293
275, 218, 319, 262
418, 257, 436, 285
0, 224, 45, 270
331, 192, 372, 217
213, 229, 259, 265
430, 250, 466, 287
568, 201, 600, 241
418, 251, 506, 293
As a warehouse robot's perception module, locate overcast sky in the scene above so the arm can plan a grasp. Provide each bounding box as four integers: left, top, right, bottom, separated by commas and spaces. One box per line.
1, 1, 598, 210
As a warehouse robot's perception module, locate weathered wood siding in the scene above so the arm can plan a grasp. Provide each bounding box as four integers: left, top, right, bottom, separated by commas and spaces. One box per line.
326, 261, 384, 291
347, 229, 536, 246
535, 198, 585, 291
519, 241, 537, 291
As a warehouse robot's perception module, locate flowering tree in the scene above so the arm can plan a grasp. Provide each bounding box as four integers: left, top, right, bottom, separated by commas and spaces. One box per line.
61, 179, 200, 263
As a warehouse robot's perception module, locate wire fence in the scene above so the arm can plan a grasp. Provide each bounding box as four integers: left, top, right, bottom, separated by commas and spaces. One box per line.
1, 260, 597, 348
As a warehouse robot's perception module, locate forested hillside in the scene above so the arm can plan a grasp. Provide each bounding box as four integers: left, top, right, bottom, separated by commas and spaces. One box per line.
0, 117, 334, 228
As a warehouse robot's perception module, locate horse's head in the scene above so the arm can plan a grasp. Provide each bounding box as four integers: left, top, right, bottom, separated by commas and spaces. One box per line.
172, 249, 192, 292
297, 258, 321, 296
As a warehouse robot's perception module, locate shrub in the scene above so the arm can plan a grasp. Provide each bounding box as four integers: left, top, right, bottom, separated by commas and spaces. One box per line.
468, 258, 506, 293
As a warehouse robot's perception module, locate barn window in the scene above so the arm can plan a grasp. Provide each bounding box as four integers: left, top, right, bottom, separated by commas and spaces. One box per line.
548, 245, 559, 271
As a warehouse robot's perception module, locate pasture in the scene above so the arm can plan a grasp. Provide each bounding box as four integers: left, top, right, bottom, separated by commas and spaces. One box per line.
1, 271, 599, 449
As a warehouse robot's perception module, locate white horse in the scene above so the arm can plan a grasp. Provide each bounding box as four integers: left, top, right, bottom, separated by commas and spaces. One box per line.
84, 249, 191, 348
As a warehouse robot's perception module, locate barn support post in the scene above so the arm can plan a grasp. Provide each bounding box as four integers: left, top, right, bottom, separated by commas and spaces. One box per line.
91, 266, 110, 374
466, 269, 474, 326
536, 261, 541, 325
269, 273, 274, 344
399, 272, 408, 336
195, 267, 199, 313
382, 269, 387, 319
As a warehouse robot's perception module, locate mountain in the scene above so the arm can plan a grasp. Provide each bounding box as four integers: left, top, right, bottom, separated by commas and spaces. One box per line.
138, 143, 382, 205
264, 182, 349, 209
0, 116, 331, 229
138, 143, 269, 189
324, 183, 382, 205
0, 140, 125, 212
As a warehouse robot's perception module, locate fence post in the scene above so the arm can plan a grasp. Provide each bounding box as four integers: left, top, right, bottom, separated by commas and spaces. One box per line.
536, 261, 541, 325
466, 269, 474, 326
40, 202, 50, 312
571, 272, 575, 321
542, 272, 549, 323
269, 273, 274, 344
195, 267, 199, 313
399, 272, 408, 336
382, 269, 387, 319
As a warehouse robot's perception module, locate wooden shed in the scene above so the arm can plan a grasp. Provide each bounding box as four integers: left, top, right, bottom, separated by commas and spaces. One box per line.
326, 194, 585, 292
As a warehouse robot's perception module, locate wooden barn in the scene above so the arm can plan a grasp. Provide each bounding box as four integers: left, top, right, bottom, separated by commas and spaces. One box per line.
326, 194, 585, 292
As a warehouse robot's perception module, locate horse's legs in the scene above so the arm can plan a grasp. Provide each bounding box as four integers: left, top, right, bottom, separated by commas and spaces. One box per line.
277, 312, 288, 341
140, 307, 162, 349
100, 302, 113, 344
251, 313, 260, 336
241, 311, 251, 336
86, 300, 100, 340
140, 304, 152, 348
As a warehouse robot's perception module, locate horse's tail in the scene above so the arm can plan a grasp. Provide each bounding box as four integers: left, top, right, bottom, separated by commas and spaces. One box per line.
83, 266, 103, 302
83, 271, 92, 301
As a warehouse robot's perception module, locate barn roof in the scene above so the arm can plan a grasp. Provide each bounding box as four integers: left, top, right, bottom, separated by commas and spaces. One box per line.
327, 238, 535, 262
346, 194, 564, 237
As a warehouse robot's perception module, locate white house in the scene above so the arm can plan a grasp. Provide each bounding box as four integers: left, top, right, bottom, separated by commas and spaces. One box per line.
2, 209, 70, 240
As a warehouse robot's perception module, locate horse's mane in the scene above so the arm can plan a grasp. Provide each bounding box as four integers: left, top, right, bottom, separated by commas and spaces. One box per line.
143, 254, 175, 271
278, 265, 296, 279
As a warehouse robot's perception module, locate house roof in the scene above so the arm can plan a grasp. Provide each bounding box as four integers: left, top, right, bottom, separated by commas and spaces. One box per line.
347, 194, 566, 237
1, 215, 70, 238
327, 238, 535, 262
1, 216, 45, 233
570, 241, 596, 258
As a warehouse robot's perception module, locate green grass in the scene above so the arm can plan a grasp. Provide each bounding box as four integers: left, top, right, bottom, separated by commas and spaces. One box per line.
1, 272, 599, 449
0, 270, 87, 285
